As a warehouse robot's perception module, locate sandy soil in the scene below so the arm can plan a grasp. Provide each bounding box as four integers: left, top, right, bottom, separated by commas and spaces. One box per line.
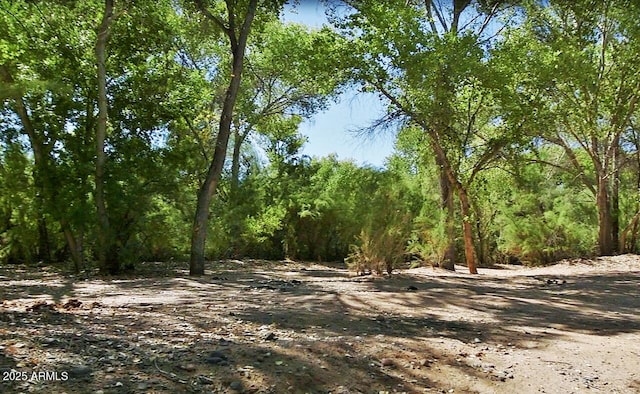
1, 255, 639, 393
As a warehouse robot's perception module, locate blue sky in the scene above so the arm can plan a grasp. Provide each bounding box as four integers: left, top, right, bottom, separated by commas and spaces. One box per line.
281, 2, 395, 167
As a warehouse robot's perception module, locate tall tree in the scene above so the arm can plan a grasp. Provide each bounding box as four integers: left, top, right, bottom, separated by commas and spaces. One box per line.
95, 0, 115, 273
0, 1, 94, 270
501, 0, 640, 255
2, 0, 202, 270
335, 0, 517, 273
189, 0, 276, 275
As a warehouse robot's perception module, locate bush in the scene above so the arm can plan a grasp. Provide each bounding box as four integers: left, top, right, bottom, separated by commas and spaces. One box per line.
345, 175, 414, 274
346, 227, 407, 274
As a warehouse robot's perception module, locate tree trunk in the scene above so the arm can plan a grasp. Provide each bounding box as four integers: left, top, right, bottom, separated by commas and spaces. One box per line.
61, 219, 83, 273
438, 163, 456, 270
596, 173, 614, 255
190, 0, 259, 275
458, 187, 478, 274
95, 0, 116, 274
611, 140, 620, 253
429, 135, 478, 274
36, 213, 50, 262
231, 126, 242, 193
472, 199, 486, 267
33, 171, 51, 262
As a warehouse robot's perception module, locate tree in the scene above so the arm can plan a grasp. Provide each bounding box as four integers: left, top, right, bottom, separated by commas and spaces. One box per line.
189, 0, 286, 275
501, 0, 640, 255
0, 0, 95, 270
1, 0, 205, 271
334, 0, 518, 273
95, 0, 115, 273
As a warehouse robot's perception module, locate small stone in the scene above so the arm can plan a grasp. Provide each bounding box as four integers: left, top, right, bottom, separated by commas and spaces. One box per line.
229, 380, 243, 391
482, 363, 495, 372
41, 337, 58, 346
380, 358, 394, 367
264, 332, 277, 341
473, 338, 482, 343
205, 351, 229, 366
179, 364, 197, 372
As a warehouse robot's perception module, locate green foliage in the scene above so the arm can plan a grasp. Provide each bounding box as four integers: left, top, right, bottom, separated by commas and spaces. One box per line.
494, 158, 597, 265
408, 217, 449, 267
345, 173, 414, 274
1, 0, 638, 273
0, 144, 37, 263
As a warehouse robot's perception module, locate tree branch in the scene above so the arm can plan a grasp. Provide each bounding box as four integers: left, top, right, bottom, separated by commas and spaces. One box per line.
194, 0, 232, 37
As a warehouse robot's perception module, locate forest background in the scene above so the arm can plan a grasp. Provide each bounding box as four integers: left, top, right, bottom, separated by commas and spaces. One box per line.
1, 0, 639, 276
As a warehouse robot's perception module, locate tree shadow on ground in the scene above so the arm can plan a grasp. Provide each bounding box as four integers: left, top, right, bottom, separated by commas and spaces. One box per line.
2, 261, 639, 393
1, 299, 447, 393
365, 271, 640, 335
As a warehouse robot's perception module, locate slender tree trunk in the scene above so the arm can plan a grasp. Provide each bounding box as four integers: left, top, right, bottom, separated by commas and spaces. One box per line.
596, 173, 614, 255
457, 187, 478, 274
36, 213, 50, 262
231, 126, 242, 193
472, 199, 487, 267
190, 0, 259, 275
437, 163, 456, 270
95, 0, 116, 274
60, 219, 83, 273
231, 121, 252, 194
33, 172, 51, 262
611, 140, 620, 252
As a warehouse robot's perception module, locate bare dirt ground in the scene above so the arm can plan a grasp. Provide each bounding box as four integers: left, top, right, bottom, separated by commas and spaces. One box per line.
1, 255, 639, 394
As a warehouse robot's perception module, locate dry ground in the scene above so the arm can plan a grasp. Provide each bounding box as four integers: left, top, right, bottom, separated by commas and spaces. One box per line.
1, 255, 639, 393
